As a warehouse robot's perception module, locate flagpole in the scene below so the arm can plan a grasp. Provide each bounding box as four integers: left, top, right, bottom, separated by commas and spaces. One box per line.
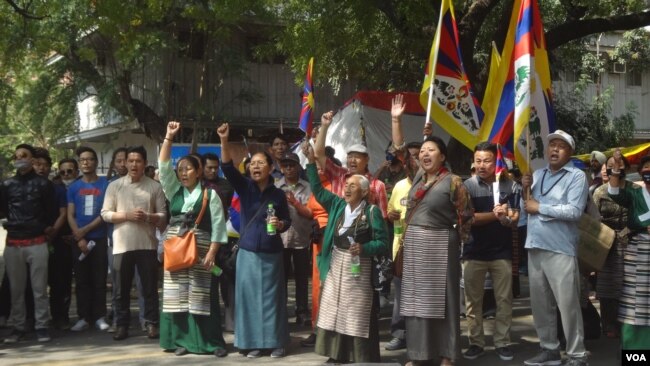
425, 2, 446, 127
525, 128, 531, 200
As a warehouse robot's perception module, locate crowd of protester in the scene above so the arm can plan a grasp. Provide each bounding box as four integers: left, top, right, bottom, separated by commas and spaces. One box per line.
0, 94, 647, 366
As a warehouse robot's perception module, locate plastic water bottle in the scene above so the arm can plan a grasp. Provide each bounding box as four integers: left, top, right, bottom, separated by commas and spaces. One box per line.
393, 209, 403, 235
266, 204, 277, 235
210, 265, 223, 277
78, 240, 96, 261
348, 236, 360, 278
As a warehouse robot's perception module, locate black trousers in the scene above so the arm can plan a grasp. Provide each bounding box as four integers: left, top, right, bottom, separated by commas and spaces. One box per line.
72, 238, 108, 323
283, 247, 311, 316
48, 237, 73, 323
113, 250, 159, 327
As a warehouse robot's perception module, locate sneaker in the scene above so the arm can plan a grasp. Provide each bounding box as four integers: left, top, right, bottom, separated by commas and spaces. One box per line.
496, 346, 514, 361
524, 349, 562, 366
107, 323, 117, 333
70, 319, 90, 332
463, 345, 485, 360
564, 357, 588, 366
270, 347, 286, 358
247, 349, 262, 358
3, 328, 25, 344
36, 328, 51, 342
384, 337, 407, 351
95, 317, 109, 331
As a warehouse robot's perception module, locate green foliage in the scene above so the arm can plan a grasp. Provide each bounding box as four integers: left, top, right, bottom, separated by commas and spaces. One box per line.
0, 60, 79, 165
609, 29, 650, 72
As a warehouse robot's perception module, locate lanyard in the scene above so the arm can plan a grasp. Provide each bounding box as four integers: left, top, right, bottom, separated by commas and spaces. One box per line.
540, 169, 568, 196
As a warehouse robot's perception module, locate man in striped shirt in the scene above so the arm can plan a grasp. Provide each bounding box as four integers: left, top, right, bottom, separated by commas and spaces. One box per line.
313, 111, 388, 218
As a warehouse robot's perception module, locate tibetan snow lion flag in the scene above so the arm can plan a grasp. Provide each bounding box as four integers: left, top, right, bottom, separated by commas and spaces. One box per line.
419, 0, 483, 150
299, 57, 315, 134
478, 0, 555, 173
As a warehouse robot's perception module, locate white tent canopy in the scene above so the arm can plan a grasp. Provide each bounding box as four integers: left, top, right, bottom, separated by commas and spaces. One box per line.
298, 91, 451, 173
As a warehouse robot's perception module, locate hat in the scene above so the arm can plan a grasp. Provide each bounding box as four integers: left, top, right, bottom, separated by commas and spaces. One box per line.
346, 144, 368, 155
279, 152, 300, 164
547, 129, 575, 150
590, 151, 606, 165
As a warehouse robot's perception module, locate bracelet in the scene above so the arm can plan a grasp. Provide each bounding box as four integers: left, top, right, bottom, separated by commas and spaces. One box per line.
164, 137, 172, 142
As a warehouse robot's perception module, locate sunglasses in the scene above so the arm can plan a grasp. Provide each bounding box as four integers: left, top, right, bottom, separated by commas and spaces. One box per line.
60, 169, 75, 175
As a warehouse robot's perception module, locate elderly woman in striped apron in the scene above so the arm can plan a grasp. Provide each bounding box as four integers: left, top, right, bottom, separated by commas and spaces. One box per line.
607, 152, 650, 349
304, 145, 389, 364
157, 121, 229, 357
400, 136, 473, 366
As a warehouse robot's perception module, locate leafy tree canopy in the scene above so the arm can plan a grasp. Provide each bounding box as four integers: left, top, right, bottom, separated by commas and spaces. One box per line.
0, 0, 648, 169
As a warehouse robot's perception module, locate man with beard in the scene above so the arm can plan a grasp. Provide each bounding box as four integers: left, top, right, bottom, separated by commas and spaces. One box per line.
2, 144, 57, 343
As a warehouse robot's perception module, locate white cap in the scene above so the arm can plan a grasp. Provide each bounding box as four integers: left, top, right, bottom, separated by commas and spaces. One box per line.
547, 129, 575, 150
346, 144, 368, 155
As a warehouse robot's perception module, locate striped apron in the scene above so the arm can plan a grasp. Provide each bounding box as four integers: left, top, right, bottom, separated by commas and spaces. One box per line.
317, 246, 374, 338
162, 225, 212, 315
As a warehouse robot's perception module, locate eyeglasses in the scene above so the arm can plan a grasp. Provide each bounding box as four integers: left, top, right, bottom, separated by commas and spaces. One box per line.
79, 157, 96, 163
249, 161, 268, 167
60, 169, 75, 175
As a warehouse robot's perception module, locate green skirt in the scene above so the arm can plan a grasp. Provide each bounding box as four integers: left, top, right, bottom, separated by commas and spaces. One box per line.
160, 276, 226, 354
621, 323, 650, 350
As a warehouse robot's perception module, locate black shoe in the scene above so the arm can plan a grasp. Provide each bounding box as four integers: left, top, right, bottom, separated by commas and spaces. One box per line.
146, 324, 159, 339
113, 326, 129, 341
301, 333, 316, 347
496, 346, 514, 361
174, 347, 188, 356
324, 358, 344, 365
463, 345, 485, 360
384, 337, 406, 351
3, 328, 25, 344
214, 348, 228, 357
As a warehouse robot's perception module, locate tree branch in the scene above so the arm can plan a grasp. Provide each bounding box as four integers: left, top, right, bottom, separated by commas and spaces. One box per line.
4, 0, 46, 20
457, 0, 503, 97
547, 10, 650, 51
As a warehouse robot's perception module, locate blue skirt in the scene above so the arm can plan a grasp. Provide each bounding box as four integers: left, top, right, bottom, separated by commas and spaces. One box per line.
234, 248, 289, 349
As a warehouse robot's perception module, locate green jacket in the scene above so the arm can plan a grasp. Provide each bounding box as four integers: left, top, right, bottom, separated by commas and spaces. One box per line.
306, 163, 389, 282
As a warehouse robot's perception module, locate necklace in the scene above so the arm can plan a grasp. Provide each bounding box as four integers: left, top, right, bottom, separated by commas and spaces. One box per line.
540, 169, 568, 196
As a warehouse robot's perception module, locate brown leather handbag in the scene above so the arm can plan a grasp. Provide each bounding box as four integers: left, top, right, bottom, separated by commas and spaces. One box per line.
163, 188, 209, 272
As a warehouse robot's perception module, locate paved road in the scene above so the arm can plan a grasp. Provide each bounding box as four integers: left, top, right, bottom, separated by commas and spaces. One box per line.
0, 278, 621, 366
0, 221, 620, 366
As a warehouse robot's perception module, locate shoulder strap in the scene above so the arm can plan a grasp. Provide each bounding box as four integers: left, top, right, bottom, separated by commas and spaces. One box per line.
194, 188, 210, 227
240, 199, 270, 235
404, 171, 449, 226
